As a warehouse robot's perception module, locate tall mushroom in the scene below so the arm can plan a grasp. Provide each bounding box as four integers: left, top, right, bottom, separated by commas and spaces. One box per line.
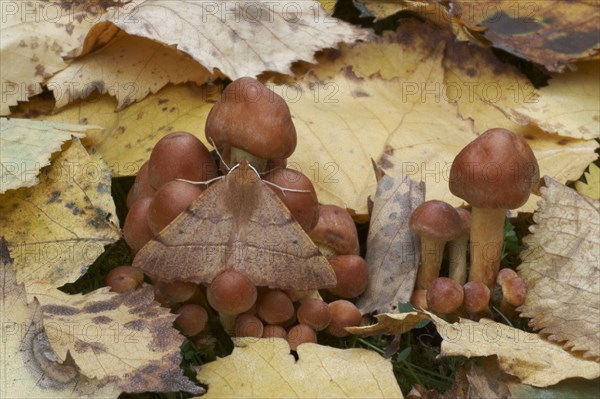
409, 200, 462, 289
205, 77, 297, 171
449, 128, 539, 287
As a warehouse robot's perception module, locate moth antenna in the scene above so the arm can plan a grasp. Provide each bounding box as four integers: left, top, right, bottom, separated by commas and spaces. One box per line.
176, 175, 224, 186
263, 180, 311, 197
260, 165, 284, 176
208, 137, 231, 171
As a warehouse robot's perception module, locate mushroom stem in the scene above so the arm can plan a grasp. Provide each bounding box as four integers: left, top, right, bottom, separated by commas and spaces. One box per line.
416, 237, 445, 289
469, 207, 506, 287
230, 147, 267, 172
447, 235, 468, 285
219, 312, 237, 335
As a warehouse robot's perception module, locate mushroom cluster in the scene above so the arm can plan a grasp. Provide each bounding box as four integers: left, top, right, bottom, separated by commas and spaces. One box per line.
117, 77, 370, 349
410, 128, 538, 320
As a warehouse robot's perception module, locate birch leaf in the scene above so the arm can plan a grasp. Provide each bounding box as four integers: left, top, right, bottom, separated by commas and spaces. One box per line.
196, 338, 403, 398
518, 176, 600, 360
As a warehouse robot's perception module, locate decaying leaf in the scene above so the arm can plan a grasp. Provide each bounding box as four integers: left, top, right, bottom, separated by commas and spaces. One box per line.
450, 0, 600, 72
0, 0, 109, 114
0, 118, 97, 193
26, 283, 202, 394
575, 163, 600, 200
133, 161, 336, 290
0, 238, 120, 399
355, 173, 424, 314
427, 312, 600, 387
48, 31, 215, 110
17, 84, 221, 176
93, 0, 370, 80
196, 337, 403, 398
352, 0, 428, 21
0, 139, 120, 287
518, 176, 600, 360
346, 312, 430, 336
507, 61, 600, 140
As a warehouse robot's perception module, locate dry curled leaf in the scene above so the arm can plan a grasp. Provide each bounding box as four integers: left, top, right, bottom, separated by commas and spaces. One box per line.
0, 118, 95, 193
450, 0, 600, 72
346, 312, 430, 336
94, 0, 370, 80
518, 176, 600, 360
0, 238, 120, 399
0, 139, 120, 287
355, 173, 424, 314
196, 338, 403, 398
0, 0, 111, 114
26, 283, 202, 394
48, 31, 215, 110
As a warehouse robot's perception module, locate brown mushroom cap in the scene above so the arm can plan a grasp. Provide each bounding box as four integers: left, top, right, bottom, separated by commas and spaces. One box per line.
501, 277, 527, 307
207, 270, 257, 315
409, 200, 462, 242
123, 197, 155, 255
449, 128, 540, 209
309, 205, 359, 256
410, 289, 428, 310
326, 255, 369, 299
175, 304, 209, 336
262, 325, 287, 339
496, 268, 518, 286
287, 324, 317, 350
256, 290, 295, 325
297, 298, 331, 331
426, 277, 464, 315
127, 162, 156, 208
153, 280, 199, 305
147, 180, 204, 235
105, 266, 144, 293
235, 314, 264, 338
326, 300, 362, 337
462, 281, 491, 313
205, 77, 297, 160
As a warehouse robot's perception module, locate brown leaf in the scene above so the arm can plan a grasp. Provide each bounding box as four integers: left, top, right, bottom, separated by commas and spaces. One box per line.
133, 161, 336, 290
346, 312, 430, 336
450, 0, 600, 72
355, 173, 424, 314
518, 176, 600, 360
26, 283, 201, 394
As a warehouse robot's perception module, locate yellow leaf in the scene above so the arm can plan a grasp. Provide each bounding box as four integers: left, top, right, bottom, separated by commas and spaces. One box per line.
0, 139, 120, 287
508, 61, 600, 140
426, 312, 600, 387
24, 84, 220, 176
575, 163, 600, 200
196, 338, 403, 398
451, 0, 600, 72
519, 176, 600, 360
347, 312, 430, 336
353, 0, 428, 21
0, 239, 120, 398
48, 32, 215, 110
93, 0, 369, 80
0, 0, 104, 114
318, 0, 337, 15
0, 118, 97, 193
26, 282, 202, 394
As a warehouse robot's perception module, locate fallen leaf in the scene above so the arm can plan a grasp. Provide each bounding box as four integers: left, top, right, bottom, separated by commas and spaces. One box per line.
518, 176, 600, 360
318, 0, 337, 15
507, 61, 600, 140
427, 312, 600, 387
48, 31, 215, 110
0, 139, 120, 287
0, 0, 108, 114
575, 163, 600, 200
17, 84, 221, 176
133, 161, 336, 290
196, 337, 403, 398
355, 173, 424, 314
450, 0, 600, 72
346, 312, 430, 336
94, 0, 370, 80
0, 118, 96, 193
26, 283, 202, 394
352, 0, 428, 21
506, 377, 600, 398
0, 238, 120, 398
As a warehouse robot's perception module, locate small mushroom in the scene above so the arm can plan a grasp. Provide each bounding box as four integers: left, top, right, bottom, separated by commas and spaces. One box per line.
410, 289, 428, 310
287, 324, 317, 350
205, 77, 297, 171
497, 272, 527, 319
123, 197, 155, 254
447, 208, 471, 285
462, 281, 491, 318
153, 280, 200, 306
105, 266, 144, 293
235, 314, 264, 338
309, 205, 360, 258
296, 298, 331, 331
148, 131, 218, 190
426, 277, 464, 316
264, 167, 319, 233
449, 128, 539, 287
207, 270, 258, 333
326, 255, 369, 299
175, 304, 209, 337
126, 162, 156, 208
256, 290, 295, 325
326, 300, 362, 337
262, 325, 287, 339
409, 200, 462, 289
147, 180, 204, 235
